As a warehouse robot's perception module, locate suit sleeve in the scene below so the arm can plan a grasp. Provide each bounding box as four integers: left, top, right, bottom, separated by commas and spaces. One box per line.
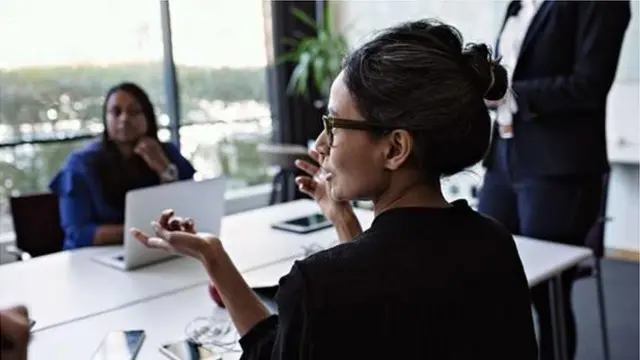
239, 264, 309, 360
512, 1, 631, 118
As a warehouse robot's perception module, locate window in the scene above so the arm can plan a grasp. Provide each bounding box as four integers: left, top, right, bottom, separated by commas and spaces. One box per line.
0, 0, 275, 238
0, 0, 165, 235
169, 0, 272, 189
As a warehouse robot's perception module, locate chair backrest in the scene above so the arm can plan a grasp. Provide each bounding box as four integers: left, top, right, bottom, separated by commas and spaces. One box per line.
584, 173, 610, 258
10, 192, 65, 257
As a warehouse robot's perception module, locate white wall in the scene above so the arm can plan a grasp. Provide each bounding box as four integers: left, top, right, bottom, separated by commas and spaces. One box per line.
333, 0, 640, 252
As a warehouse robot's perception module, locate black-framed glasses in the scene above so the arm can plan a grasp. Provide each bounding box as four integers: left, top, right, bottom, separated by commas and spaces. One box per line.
322, 115, 395, 146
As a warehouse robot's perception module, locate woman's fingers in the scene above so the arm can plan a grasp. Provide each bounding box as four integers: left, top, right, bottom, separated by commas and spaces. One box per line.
295, 159, 319, 177
295, 176, 317, 197
167, 216, 184, 231
129, 228, 165, 250
182, 218, 196, 233
159, 209, 174, 229
308, 148, 323, 163
130, 227, 172, 251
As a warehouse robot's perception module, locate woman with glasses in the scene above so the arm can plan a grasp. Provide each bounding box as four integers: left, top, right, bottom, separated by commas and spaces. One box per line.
49, 82, 195, 250
133, 19, 538, 359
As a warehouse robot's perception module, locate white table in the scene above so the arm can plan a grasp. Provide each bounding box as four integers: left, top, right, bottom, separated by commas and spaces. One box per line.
27, 263, 286, 360
0, 249, 209, 332
217, 200, 372, 273
0, 200, 358, 332
26, 284, 231, 360
20, 200, 591, 360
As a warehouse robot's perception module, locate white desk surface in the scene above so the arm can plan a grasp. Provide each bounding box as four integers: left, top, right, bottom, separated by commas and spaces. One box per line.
27, 284, 237, 360
1, 200, 591, 332
28, 261, 287, 360
25, 238, 592, 360
513, 235, 592, 287
0, 249, 209, 332
0, 200, 361, 332
21, 200, 593, 359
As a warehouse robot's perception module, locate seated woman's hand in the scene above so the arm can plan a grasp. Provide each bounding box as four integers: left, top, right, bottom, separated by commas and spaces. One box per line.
130, 209, 221, 264
0, 305, 30, 360
295, 147, 353, 223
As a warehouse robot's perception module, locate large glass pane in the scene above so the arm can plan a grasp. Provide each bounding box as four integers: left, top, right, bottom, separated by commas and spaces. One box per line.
169, 0, 272, 190
0, 0, 165, 236
0, 139, 94, 234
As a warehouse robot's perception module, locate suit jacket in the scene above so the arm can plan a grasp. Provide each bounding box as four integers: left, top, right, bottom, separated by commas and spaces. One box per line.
484, 0, 631, 176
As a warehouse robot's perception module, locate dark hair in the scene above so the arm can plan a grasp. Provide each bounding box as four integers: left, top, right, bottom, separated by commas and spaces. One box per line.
101, 82, 159, 142
342, 19, 508, 178
92, 82, 164, 209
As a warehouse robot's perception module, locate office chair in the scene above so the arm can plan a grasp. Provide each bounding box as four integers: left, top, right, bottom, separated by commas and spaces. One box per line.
257, 143, 310, 205
6, 192, 65, 261
576, 172, 611, 360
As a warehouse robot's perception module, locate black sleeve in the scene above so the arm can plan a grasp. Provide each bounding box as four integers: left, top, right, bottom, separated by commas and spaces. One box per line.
512, 1, 631, 117
239, 263, 309, 360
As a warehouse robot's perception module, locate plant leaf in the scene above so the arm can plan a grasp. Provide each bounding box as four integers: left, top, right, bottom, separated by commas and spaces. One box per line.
290, 7, 317, 30
287, 52, 311, 96
312, 56, 326, 95
276, 52, 300, 65
281, 5, 349, 99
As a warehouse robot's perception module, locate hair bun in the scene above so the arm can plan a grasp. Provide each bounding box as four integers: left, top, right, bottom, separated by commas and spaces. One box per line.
461, 43, 508, 101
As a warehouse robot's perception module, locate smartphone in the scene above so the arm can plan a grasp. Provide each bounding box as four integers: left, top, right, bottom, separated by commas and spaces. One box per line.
271, 213, 333, 234
159, 340, 216, 360
91, 330, 145, 360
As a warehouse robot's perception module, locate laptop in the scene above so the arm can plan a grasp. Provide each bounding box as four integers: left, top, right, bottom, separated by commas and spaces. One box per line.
93, 176, 226, 271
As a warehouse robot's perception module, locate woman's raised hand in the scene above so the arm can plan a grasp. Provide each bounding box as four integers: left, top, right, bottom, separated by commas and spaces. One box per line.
294, 147, 354, 224
130, 209, 220, 263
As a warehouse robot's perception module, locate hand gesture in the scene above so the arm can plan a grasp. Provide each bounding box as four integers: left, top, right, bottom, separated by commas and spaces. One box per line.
130, 209, 221, 264
133, 137, 171, 174
294, 147, 353, 223
0, 305, 30, 360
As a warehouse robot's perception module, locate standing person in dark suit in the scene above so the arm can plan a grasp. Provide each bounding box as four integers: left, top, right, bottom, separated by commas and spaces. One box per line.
478, 1, 631, 360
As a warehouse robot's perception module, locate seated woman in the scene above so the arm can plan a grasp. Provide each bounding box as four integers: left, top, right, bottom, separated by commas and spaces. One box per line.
133, 20, 538, 359
50, 82, 195, 250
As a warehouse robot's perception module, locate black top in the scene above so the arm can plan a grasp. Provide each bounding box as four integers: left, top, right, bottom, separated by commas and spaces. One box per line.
239, 200, 538, 359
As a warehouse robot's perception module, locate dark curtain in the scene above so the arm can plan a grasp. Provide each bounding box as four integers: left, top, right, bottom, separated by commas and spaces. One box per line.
265, 0, 326, 202
267, 0, 325, 147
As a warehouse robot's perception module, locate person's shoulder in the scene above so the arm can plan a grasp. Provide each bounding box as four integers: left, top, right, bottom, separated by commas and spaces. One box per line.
49, 139, 102, 192
289, 237, 378, 293
447, 200, 511, 239
471, 209, 514, 241
160, 141, 180, 154
62, 139, 103, 171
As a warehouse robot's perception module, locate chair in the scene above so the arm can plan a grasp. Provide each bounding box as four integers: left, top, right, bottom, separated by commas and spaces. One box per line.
576, 173, 611, 360
257, 143, 310, 205
6, 192, 65, 260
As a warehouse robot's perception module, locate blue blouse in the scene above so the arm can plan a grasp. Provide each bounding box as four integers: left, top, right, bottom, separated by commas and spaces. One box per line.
49, 141, 196, 250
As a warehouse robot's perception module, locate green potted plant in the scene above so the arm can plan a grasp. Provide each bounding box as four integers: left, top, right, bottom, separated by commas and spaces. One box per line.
278, 6, 348, 109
